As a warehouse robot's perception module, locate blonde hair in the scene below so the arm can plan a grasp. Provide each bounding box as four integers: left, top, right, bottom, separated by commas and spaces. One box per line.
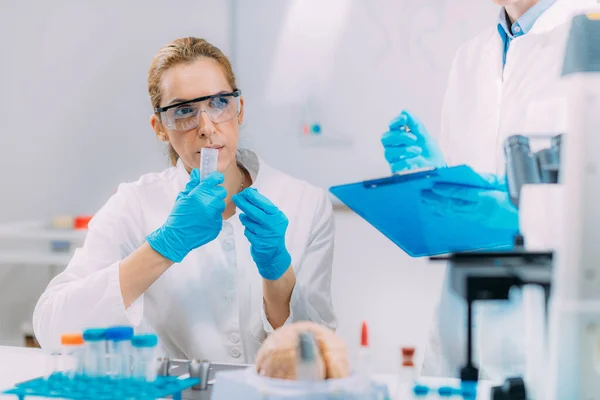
148, 37, 238, 166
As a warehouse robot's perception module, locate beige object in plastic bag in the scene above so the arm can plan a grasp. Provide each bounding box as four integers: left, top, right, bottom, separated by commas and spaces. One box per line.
255, 322, 350, 380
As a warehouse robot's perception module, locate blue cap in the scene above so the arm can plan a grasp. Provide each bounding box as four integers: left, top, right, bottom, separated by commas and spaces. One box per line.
82, 328, 107, 342
131, 334, 158, 348
105, 326, 134, 341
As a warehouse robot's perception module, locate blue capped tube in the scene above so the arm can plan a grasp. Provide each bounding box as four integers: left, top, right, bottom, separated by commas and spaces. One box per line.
105, 326, 134, 380
131, 334, 159, 382
82, 328, 107, 378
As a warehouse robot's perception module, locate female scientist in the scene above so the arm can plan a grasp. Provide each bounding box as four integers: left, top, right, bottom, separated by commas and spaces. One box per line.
380, 0, 596, 380
33, 37, 336, 363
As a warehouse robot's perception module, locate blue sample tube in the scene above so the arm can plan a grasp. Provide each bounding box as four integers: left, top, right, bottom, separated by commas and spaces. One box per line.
131, 334, 159, 382
82, 328, 107, 378
105, 326, 134, 380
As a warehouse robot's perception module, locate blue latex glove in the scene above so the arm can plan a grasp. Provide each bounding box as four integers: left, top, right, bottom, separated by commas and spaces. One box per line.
420, 174, 519, 231
146, 169, 227, 263
381, 110, 445, 173
232, 188, 291, 280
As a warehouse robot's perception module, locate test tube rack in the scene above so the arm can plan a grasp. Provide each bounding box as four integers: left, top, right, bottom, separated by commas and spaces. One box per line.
2, 374, 200, 400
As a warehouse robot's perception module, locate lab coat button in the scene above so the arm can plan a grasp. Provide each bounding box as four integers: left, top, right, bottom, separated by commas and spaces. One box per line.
223, 224, 233, 235
223, 240, 234, 251
225, 293, 235, 301
230, 349, 241, 358
229, 333, 240, 344
226, 280, 235, 290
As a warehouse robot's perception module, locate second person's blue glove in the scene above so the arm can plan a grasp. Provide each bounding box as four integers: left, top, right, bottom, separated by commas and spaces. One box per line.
146, 169, 227, 263
420, 174, 519, 231
381, 110, 445, 173
233, 188, 291, 280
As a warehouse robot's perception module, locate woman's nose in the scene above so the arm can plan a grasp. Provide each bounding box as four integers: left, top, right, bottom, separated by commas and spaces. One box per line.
197, 111, 216, 137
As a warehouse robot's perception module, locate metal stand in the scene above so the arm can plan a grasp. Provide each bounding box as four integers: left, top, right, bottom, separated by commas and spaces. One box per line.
431, 249, 553, 391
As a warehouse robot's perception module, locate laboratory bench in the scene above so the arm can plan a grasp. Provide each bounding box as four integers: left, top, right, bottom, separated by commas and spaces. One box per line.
0, 345, 494, 399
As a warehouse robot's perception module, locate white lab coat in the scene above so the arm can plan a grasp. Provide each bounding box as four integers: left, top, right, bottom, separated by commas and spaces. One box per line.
33, 149, 336, 363
422, 0, 598, 380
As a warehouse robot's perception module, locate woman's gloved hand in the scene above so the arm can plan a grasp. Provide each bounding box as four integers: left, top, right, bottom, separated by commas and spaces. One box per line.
381, 110, 445, 173
420, 174, 519, 231
233, 188, 291, 280
146, 169, 227, 263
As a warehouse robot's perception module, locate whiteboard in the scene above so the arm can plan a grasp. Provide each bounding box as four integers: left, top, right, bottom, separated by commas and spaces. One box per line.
234, 0, 499, 193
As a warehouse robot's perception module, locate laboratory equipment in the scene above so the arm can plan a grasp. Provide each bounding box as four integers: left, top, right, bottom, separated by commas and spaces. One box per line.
131, 334, 159, 383
295, 331, 322, 381
60, 333, 85, 380
546, 11, 600, 400
427, 12, 600, 399
200, 147, 218, 182
189, 359, 211, 390
355, 321, 371, 378
105, 326, 134, 380
504, 135, 543, 206
82, 328, 107, 378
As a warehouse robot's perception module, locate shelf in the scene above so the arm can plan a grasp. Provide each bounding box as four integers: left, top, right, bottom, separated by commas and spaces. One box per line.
0, 221, 87, 244
0, 251, 74, 266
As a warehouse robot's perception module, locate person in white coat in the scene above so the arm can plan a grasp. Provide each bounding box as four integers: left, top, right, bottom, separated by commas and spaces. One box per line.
33, 37, 336, 363
381, 0, 597, 380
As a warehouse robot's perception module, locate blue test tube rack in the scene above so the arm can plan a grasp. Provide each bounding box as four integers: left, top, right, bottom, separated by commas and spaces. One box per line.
2, 374, 200, 400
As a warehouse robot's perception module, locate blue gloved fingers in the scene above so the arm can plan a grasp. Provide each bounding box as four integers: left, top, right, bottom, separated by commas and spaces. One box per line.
421, 189, 475, 211
390, 155, 432, 173
429, 183, 484, 203
212, 197, 227, 215
384, 146, 422, 163
232, 194, 265, 222
199, 171, 225, 187
177, 169, 201, 200
212, 185, 228, 201
388, 111, 409, 130
239, 213, 281, 238
381, 130, 418, 147
401, 110, 426, 134
240, 188, 280, 215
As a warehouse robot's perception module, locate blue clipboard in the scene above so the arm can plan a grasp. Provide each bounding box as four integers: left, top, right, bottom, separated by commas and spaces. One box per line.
329, 165, 516, 257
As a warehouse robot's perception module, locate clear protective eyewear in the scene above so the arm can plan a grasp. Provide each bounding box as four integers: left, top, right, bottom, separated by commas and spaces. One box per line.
155, 90, 241, 131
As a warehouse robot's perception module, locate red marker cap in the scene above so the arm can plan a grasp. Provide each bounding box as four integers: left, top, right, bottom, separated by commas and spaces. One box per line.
361, 321, 368, 347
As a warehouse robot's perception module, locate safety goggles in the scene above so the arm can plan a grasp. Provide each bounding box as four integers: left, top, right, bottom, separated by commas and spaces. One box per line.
155, 90, 241, 131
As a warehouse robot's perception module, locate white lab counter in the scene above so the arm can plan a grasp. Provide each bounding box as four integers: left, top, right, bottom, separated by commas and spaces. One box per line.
0, 346, 492, 399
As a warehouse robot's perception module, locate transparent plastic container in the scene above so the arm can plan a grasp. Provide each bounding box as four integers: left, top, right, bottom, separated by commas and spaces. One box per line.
82, 328, 107, 378
200, 147, 219, 181
60, 333, 85, 380
131, 334, 159, 382
105, 326, 134, 380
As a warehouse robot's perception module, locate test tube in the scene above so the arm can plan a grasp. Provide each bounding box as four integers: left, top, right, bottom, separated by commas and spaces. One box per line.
105, 326, 134, 380
82, 328, 107, 378
60, 333, 85, 380
200, 147, 219, 182
131, 334, 159, 382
